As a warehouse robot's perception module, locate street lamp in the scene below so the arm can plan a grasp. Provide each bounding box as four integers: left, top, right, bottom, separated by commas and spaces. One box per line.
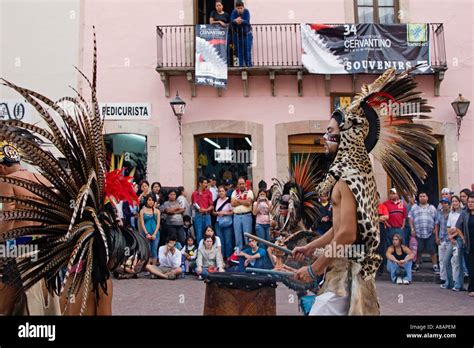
451, 94, 470, 139
170, 91, 186, 136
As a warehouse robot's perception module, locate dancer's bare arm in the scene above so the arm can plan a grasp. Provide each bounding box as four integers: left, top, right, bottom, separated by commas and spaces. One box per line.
292, 228, 334, 261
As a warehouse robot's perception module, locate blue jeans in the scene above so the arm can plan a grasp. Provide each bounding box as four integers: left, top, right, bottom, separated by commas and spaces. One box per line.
387, 259, 412, 282
215, 223, 234, 258
233, 213, 253, 250
255, 224, 270, 246
443, 238, 464, 289
232, 31, 253, 67
141, 231, 160, 259
193, 212, 211, 244
387, 228, 404, 248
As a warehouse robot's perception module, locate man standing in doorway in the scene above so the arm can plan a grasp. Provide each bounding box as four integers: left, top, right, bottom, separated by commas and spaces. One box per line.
231, 177, 254, 250
191, 177, 213, 244
208, 174, 218, 202
409, 192, 439, 273
384, 188, 408, 246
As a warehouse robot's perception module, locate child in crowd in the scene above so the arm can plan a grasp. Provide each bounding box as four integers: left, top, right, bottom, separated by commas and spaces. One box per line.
181, 236, 198, 274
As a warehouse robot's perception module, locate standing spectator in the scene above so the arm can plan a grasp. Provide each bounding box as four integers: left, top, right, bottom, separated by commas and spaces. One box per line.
138, 180, 151, 209
231, 177, 254, 250
230, 1, 252, 67
436, 198, 451, 284
409, 192, 439, 273
122, 182, 139, 230
460, 188, 472, 210
459, 188, 472, 278
183, 215, 195, 239
455, 194, 474, 296
163, 190, 186, 245
146, 235, 182, 280
442, 196, 464, 291
314, 192, 332, 234
192, 176, 214, 244
377, 192, 390, 275
404, 194, 417, 246
386, 233, 414, 284
181, 236, 198, 274
196, 235, 225, 280
210, 0, 230, 27
208, 175, 218, 202
213, 186, 234, 259
225, 179, 234, 198
177, 186, 192, 217
384, 188, 408, 246
437, 188, 453, 211
139, 194, 160, 266
151, 182, 165, 207
253, 189, 272, 242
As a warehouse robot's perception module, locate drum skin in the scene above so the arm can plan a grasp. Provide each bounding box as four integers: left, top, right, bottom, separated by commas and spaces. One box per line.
203, 273, 277, 316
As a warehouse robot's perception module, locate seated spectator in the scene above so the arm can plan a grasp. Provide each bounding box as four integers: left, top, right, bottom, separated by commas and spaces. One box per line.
181, 236, 198, 274
196, 235, 225, 280
183, 215, 195, 239
386, 233, 414, 285
139, 194, 160, 266
146, 235, 182, 280
237, 238, 269, 271
198, 225, 223, 256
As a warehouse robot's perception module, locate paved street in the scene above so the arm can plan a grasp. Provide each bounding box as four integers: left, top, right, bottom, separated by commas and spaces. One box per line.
112, 275, 474, 315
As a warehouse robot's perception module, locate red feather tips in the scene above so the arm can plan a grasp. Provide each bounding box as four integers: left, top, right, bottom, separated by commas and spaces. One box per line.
104, 169, 138, 206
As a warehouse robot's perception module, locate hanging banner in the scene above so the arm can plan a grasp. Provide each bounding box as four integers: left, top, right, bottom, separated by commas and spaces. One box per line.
195, 24, 228, 88
301, 23, 432, 74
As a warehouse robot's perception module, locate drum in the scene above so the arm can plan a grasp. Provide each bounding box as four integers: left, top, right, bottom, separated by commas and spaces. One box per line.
203, 272, 277, 316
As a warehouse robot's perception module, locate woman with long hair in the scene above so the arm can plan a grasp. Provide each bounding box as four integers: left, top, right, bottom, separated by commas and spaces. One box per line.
139, 193, 161, 266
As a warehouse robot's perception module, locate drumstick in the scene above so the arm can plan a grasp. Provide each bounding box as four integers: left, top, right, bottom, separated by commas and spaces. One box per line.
244, 233, 292, 255
244, 232, 313, 264
245, 267, 295, 277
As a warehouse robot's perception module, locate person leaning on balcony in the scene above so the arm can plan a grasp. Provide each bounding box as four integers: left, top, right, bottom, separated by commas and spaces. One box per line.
210, 0, 230, 27
230, 1, 252, 67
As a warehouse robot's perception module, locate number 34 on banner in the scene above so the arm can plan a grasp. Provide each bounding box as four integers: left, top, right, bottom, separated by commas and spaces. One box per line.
344, 24, 357, 36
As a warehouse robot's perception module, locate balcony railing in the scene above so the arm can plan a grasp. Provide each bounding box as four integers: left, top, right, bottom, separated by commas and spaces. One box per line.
156, 23, 447, 71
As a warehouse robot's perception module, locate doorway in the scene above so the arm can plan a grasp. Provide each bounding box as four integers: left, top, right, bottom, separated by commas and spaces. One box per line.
195, 133, 253, 185
288, 134, 330, 174
104, 133, 148, 184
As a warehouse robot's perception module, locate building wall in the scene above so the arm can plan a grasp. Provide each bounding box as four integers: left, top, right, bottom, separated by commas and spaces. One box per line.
11, 0, 471, 196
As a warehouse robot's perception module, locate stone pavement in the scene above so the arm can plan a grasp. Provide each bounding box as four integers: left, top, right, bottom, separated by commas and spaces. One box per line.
112, 275, 474, 316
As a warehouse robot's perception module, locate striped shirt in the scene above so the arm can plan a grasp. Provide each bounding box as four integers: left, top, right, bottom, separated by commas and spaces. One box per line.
409, 204, 438, 239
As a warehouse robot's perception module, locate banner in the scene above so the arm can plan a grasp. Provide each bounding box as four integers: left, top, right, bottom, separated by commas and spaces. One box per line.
195, 24, 228, 88
301, 23, 432, 74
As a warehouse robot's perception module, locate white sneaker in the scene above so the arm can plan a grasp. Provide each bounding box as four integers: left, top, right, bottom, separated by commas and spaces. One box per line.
396, 277, 403, 284
403, 279, 410, 285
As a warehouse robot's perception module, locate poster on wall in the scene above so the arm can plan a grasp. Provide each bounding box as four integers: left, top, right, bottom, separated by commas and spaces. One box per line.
195, 24, 228, 88
301, 23, 432, 74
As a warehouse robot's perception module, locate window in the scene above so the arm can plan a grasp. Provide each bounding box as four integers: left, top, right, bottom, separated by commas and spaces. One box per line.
354, 0, 399, 24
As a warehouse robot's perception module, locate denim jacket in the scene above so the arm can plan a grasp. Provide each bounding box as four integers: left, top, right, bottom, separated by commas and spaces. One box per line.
455, 210, 472, 254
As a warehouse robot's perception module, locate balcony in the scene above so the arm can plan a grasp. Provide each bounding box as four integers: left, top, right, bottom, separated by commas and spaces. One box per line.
156, 23, 447, 97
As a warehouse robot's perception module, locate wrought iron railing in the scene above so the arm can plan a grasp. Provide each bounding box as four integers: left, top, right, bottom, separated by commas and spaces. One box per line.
156, 23, 447, 70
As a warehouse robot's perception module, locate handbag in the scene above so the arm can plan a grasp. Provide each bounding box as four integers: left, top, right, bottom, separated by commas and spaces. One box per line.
215, 198, 233, 228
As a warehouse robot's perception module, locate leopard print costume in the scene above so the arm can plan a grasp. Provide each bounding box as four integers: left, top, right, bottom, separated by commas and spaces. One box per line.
317, 105, 382, 281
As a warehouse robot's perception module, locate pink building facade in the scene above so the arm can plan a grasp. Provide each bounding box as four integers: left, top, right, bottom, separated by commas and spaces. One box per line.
78, 0, 473, 201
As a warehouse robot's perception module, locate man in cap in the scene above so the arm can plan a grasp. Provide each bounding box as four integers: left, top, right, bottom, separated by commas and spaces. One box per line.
383, 188, 408, 247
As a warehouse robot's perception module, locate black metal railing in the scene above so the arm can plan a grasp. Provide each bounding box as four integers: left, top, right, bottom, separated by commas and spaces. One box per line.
156, 23, 447, 70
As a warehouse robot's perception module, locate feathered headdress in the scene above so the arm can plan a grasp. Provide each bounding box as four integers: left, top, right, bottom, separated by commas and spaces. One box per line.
0, 27, 149, 314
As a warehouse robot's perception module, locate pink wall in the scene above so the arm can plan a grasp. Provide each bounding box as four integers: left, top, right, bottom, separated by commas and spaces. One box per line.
81, 0, 474, 189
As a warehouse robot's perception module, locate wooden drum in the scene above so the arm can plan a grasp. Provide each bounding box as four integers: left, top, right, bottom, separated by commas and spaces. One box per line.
203, 273, 277, 316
